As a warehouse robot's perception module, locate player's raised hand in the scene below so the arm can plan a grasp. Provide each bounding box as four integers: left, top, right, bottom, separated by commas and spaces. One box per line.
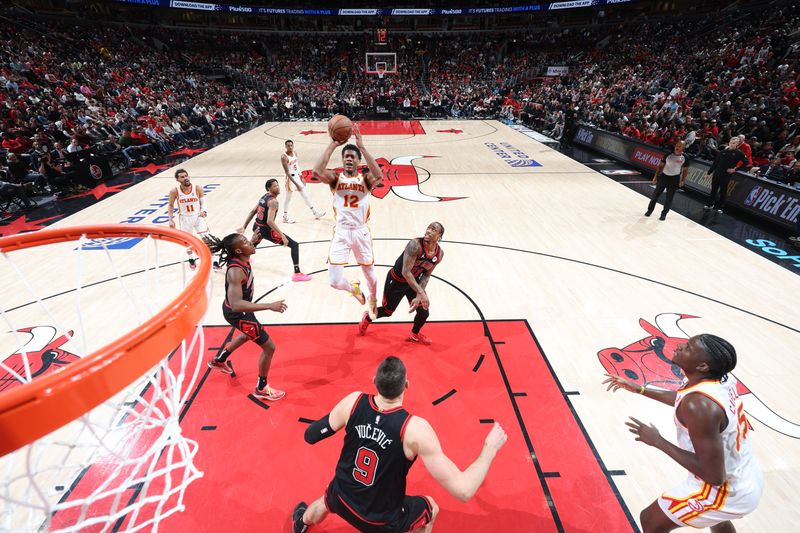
483, 423, 508, 455
602, 373, 639, 393
352, 122, 364, 147
268, 300, 288, 313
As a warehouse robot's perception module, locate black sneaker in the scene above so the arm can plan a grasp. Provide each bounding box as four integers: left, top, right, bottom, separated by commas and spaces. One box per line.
292, 501, 308, 533
188, 258, 197, 271
659, 213, 667, 221
644, 210, 653, 217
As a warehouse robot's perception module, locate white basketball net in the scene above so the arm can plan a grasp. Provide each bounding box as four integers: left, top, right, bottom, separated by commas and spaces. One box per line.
0, 233, 209, 532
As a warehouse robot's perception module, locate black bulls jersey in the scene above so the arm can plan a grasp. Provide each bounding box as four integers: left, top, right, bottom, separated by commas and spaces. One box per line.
390, 238, 443, 284
333, 394, 415, 523
253, 193, 274, 229
222, 258, 254, 310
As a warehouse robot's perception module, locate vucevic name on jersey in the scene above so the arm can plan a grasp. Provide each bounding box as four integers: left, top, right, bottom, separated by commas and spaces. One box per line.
390, 238, 442, 283
333, 394, 414, 523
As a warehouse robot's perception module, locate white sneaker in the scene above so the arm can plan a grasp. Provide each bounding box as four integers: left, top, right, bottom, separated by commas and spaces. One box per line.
282, 214, 295, 224
313, 210, 326, 220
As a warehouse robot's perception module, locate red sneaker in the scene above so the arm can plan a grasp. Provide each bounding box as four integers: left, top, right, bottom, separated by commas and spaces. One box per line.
253, 386, 286, 401
358, 311, 371, 336
207, 359, 233, 375
407, 332, 432, 345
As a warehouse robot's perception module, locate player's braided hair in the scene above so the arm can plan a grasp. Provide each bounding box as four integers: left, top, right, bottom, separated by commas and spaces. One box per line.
203, 233, 240, 267
696, 334, 737, 382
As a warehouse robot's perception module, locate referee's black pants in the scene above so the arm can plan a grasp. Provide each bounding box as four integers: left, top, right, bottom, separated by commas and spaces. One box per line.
647, 173, 680, 216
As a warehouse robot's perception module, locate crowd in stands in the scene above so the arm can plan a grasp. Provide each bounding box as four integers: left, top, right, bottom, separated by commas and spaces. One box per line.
2, 3, 799, 215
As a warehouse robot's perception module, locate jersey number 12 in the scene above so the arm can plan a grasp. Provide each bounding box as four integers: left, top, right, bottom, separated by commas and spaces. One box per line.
343, 195, 360, 208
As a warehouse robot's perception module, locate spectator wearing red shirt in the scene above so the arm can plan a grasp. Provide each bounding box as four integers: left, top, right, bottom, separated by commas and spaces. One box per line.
737, 134, 753, 170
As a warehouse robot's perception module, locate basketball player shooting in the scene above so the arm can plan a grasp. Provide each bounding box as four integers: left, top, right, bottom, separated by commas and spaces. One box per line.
281, 139, 325, 223
313, 122, 383, 315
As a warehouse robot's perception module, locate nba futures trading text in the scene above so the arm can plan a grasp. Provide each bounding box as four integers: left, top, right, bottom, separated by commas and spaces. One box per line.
112, 0, 635, 16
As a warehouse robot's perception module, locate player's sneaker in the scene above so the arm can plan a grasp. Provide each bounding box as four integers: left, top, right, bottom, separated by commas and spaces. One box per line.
358, 311, 371, 336
313, 210, 326, 220
207, 359, 233, 375
351, 280, 366, 305
253, 386, 286, 401
292, 272, 313, 282
292, 502, 309, 533
407, 332, 433, 345
188, 258, 197, 271
703, 205, 712, 210
282, 214, 296, 224
212, 260, 222, 271
368, 297, 377, 317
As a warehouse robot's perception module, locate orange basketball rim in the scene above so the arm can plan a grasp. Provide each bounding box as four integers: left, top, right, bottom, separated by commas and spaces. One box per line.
0, 225, 211, 457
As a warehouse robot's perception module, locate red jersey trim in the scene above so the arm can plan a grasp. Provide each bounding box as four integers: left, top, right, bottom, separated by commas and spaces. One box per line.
368, 395, 405, 414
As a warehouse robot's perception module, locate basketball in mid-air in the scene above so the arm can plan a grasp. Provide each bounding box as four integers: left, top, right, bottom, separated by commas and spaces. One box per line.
328, 114, 353, 143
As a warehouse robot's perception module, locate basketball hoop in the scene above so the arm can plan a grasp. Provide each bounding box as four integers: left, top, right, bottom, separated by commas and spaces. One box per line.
0, 224, 211, 532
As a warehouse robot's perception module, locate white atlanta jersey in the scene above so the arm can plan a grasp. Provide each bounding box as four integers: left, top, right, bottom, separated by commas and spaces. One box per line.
176, 185, 201, 216
658, 377, 763, 528
285, 153, 303, 191
332, 172, 370, 229
286, 154, 300, 178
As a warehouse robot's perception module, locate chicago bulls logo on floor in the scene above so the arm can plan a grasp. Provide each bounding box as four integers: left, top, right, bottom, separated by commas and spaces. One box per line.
598, 313, 800, 438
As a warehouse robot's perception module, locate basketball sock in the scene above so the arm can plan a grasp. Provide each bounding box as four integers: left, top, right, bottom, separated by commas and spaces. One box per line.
215, 349, 230, 363
257, 376, 267, 390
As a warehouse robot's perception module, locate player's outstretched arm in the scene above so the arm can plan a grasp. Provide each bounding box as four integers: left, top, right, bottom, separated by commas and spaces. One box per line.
226, 267, 288, 314
304, 391, 361, 444
602, 373, 677, 406
313, 139, 346, 185
626, 394, 727, 486
238, 203, 258, 234
410, 419, 507, 502
401, 239, 428, 306
352, 123, 382, 190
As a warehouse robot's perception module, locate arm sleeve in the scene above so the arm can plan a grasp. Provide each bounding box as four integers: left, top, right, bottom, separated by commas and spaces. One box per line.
304, 414, 337, 444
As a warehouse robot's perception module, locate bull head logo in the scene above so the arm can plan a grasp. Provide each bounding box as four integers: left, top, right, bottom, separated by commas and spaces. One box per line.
302, 156, 464, 203
599, 313, 800, 438
0, 326, 80, 392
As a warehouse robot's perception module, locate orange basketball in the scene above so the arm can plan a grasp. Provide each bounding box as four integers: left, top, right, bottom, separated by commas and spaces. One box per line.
328, 114, 353, 143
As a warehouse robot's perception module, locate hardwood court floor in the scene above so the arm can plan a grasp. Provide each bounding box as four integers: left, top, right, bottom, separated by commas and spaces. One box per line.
2, 120, 798, 532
